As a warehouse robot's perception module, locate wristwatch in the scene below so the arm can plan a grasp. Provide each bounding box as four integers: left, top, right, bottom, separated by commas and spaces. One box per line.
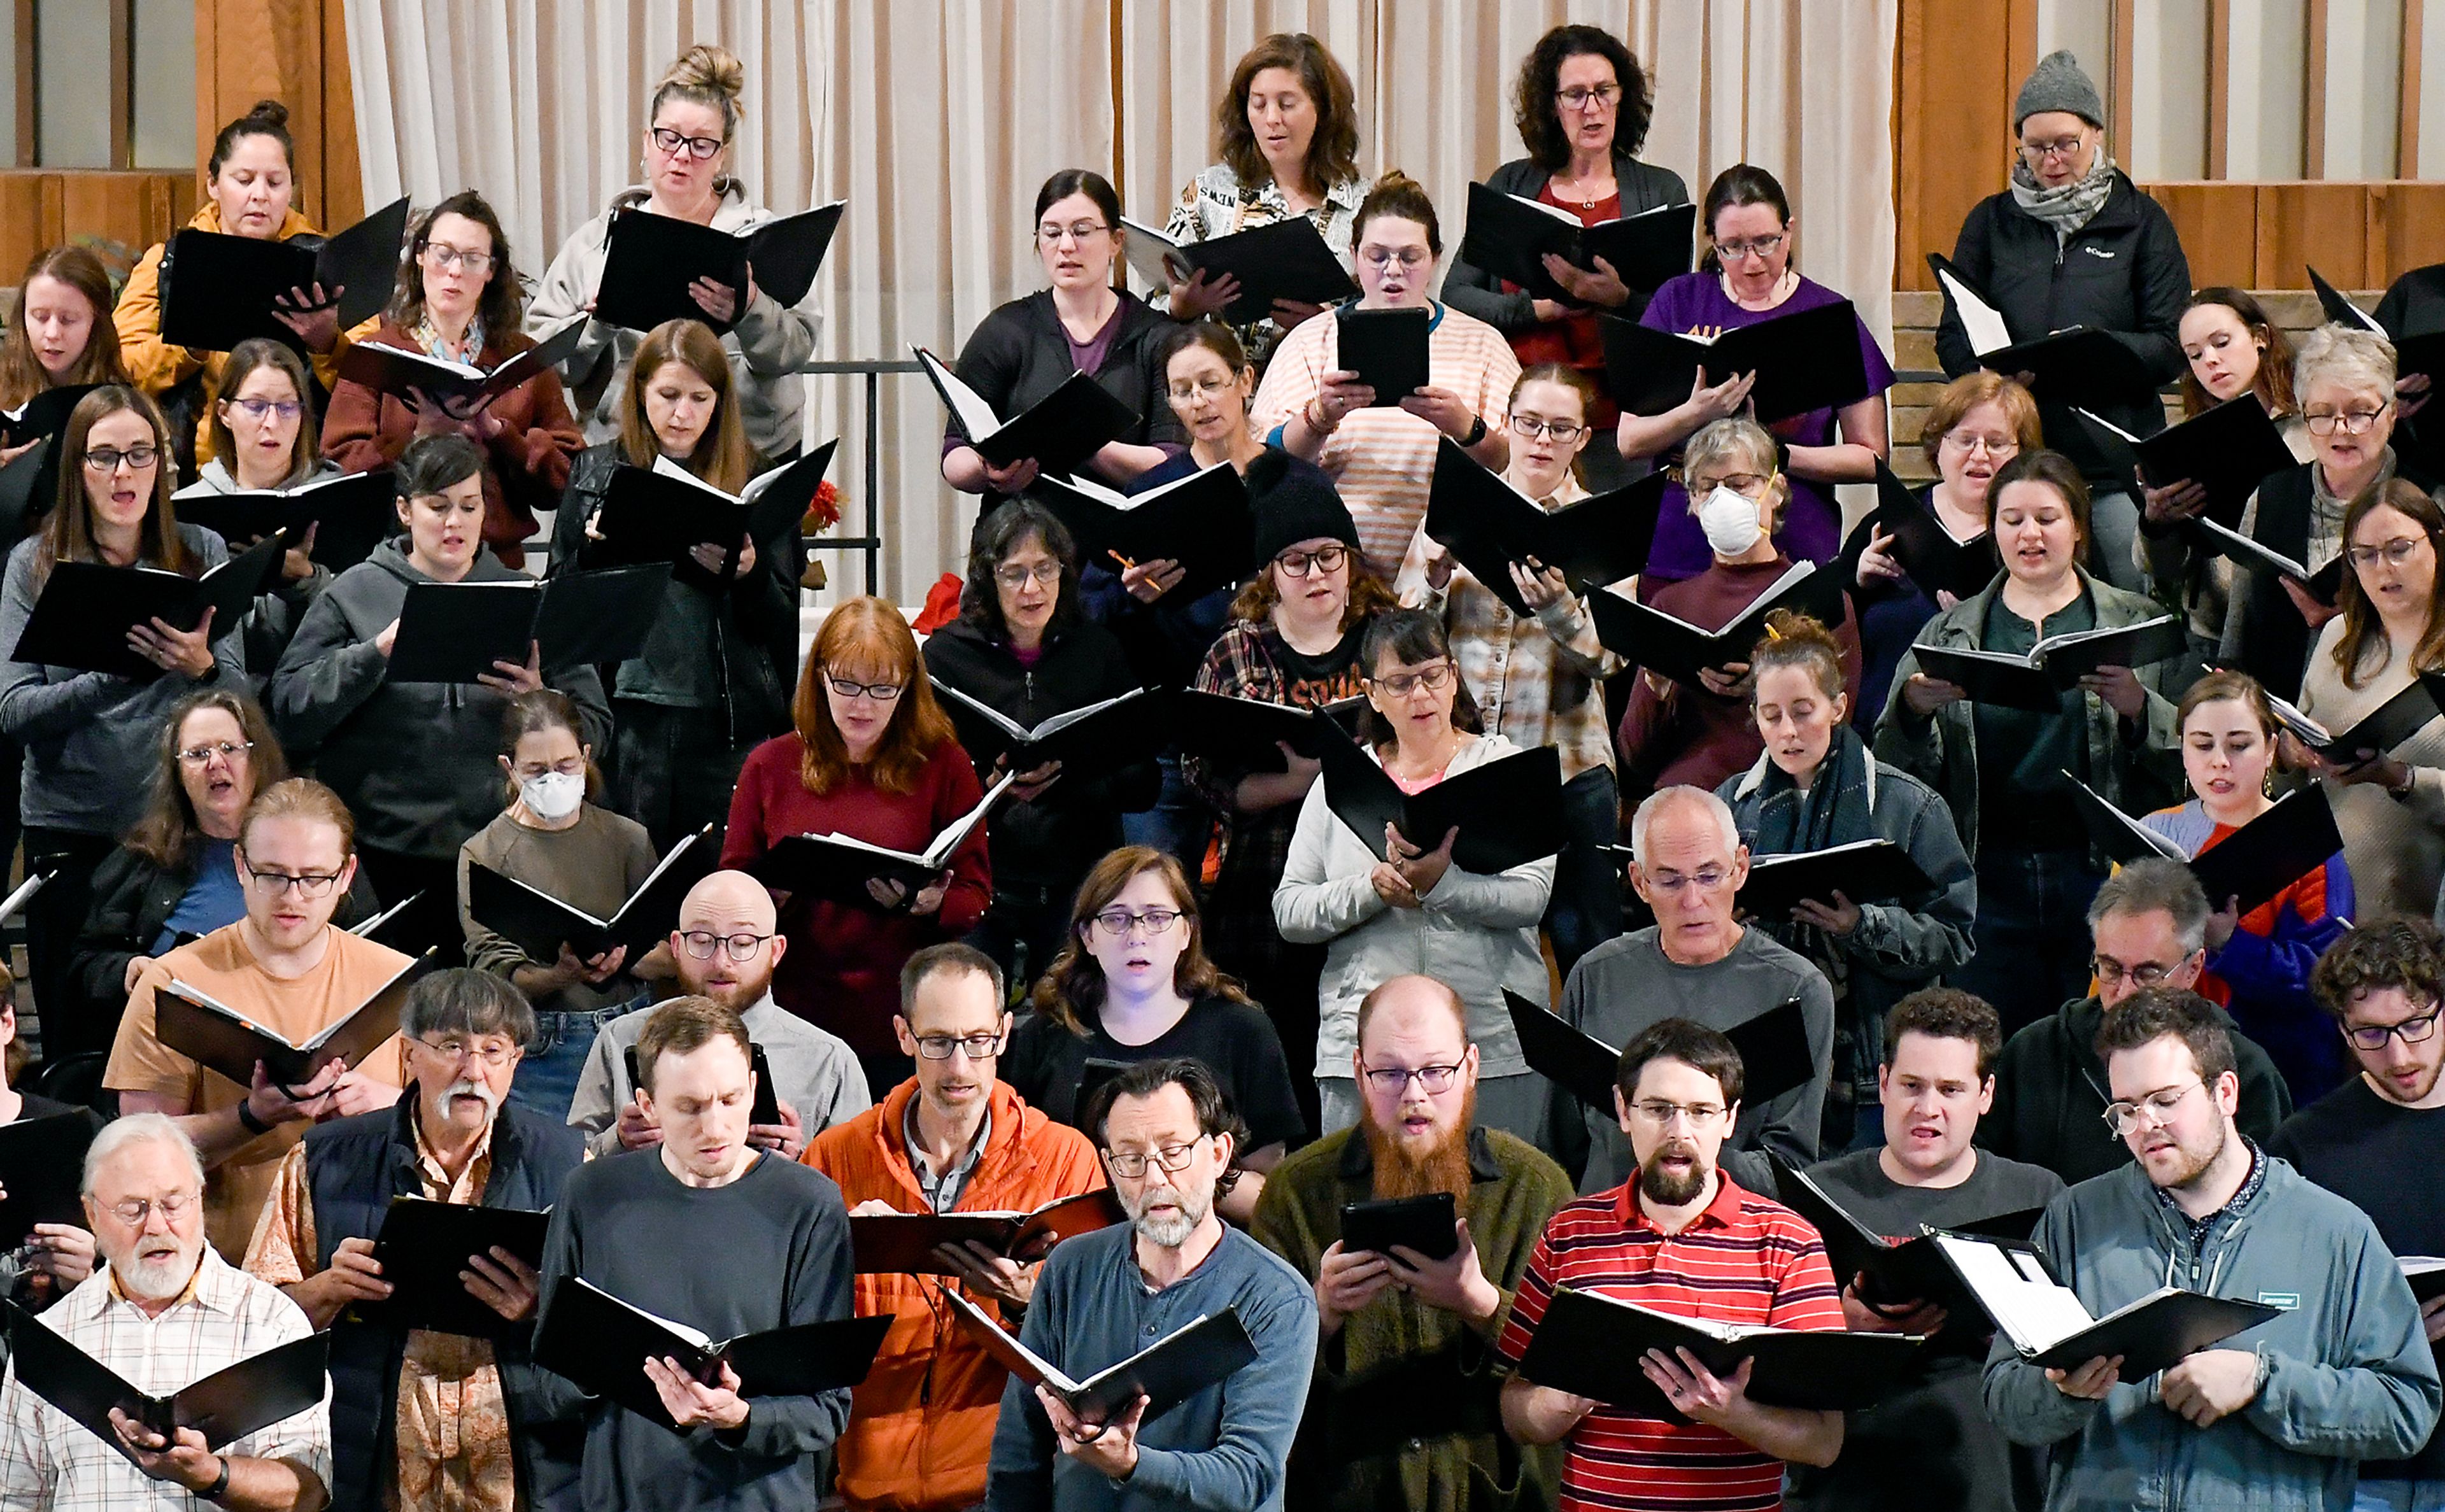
1459, 414, 1489, 448
236, 1099, 273, 1136
200, 1455, 232, 1502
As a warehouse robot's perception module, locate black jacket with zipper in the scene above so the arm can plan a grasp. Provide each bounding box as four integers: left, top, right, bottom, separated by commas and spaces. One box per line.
919, 616, 1158, 890
1934, 172, 2192, 481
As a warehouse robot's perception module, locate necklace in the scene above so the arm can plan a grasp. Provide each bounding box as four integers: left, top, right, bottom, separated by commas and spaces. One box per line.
1556, 173, 1614, 210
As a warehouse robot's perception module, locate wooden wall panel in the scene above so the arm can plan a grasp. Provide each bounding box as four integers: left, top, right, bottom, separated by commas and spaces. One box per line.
2146, 181, 2258, 286
192, 0, 359, 231
2255, 181, 2372, 287
0, 173, 60, 281
0, 169, 194, 281
1895, 0, 2038, 289
2370, 181, 2445, 281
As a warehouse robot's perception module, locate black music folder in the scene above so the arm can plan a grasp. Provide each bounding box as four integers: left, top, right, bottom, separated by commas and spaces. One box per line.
1869, 461, 1999, 602
4, 1302, 330, 1451
942, 1287, 1256, 1427
1030, 462, 1254, 600
1927, 1230, 2277, 1377
2311, 265, 2445, 383
1601, 297, 1872, 426
1908, 614, 2188, 712
930, 682, 1166, 781
0, 383, 99, 449
1456, 185, 1695, 304
2266, 676, 2445, 758
2074, 397, 2299, 530
0, 436, 57, 549
10, 532, 288, 681
1769, 1157, 2043, 1327
1504, 989, 1814, 1113
0, 1110, 98, 1250
1515, 1285, 1924, 1418
1585, 562, 1843, 686
1423, 438, 1662, 614
1738, 839, 1936, 918
748, 772, 1015, 901
916, 346, 1138, 476
849, 1190, 1121, 1275
1337, 306, 1431, 406
384, 565, 671, 684
591, 200, 845, 335
173, 469, 396, 575
155, 950, 430, 1090
533, 1276, 888, 1432
159, 197, 411, 352
587, 441, 835, 587
362, 1197, 551, 1339
2066, 777, 2344, 919
2404, 1258, 2445, 1304
334, 318, 589, 409
466, 824, 714, 963
1317, 726, 1565, 875
1169, 691, 1364, 774
1117, 215, 1359, 324
1930, 254, 2158, 402
2192, 516, 2348, 604
1340, 1192, 1459, 1262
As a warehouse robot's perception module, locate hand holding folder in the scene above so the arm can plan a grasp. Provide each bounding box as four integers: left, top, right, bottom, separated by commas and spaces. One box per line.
1768, 1157, 2043, 1329
586, 442, 836, 587
4, 1301, 330, 1453
1422, 438, 1663, 614
466, 825, 714, 964
1029, 462, 1253, 602
155, 950, 432, 1092
592, 201, 844, 335
1117, 216, 1357, 324
1929, 254, 2158, 402
748, 771, 1016, 905
1867, 461, 1999, 602
1927, 1231, 2277, 1378
362, 1198, 551, 1339
1587, 562, 1843, 688
336, 318, 590, 413
1337, 307, 1431, 406
173, 469, 397, 576
917, 346, 1138, 476
159, 197, 411, 353
940, 1287, 1256, 1427
1169, 691, 1364, 774
1600, 298, 1873, 425
849, 1190, 1121, 1275
10, 532, 289, 682
1514, 1286, 1925, 1418
383, 565, 672, 684
0, 1110, 98, 1250
1315, 723, 1564, 876
1456, 185, 1694, 305
2064, 774, 2344, 919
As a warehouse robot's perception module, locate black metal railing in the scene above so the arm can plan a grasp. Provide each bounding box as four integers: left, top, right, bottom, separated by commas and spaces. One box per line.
797, 358, 925, 597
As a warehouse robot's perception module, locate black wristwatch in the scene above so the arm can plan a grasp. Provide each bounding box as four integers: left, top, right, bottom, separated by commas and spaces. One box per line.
1460, 414, 1489, 447
236, 1099, 273, 1136
200, 1455, 232, 1502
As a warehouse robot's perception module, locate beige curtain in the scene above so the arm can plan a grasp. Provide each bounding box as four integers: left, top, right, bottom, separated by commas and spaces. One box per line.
343, 0, 1894, 604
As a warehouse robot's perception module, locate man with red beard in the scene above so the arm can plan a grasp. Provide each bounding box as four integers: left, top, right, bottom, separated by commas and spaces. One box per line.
1499, 1017, 1846, 1511
1251, 974, 1573, 1511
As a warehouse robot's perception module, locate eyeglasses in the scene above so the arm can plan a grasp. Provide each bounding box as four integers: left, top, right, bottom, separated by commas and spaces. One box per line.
678, 929, 771, 962
1712, 231, 1787, 262
1644, 868, 1730, 894
1274, 544, 1348, 577
648, 125, 724, 160
1036, 221, 1110, 246
230, 398, 303, 422
1166, 376, 1237, 404
1368, 661, 1456, 698
2020, 134, 2088, 162
912, 1031, 1005, 1061
1628, 1099, 1728, 1127
2102, 1078, 2203, 1137
83, 446, 159, 473
2090, 954, 2183, 990
1941, 432, 2019, 457
2346, 536, 2432, 570
1359, 247, 1430, 271
1092, 907, 1182, 938
176, 740, 253, 767
2305, 406, 2389, 436
1684, 470, 1771, 498
2341, 1003, 2444, 1051
100, 1189, 201, 1227
824, 674, 904, 703
413, 1035, 518, 1068
993, 562, 1063, 589
421, 244, 496, 274
1103, 1139, 1208, 1179
1360, 1063, 1464, 1094
1508, 415, 1587, 443
241, 863, 344, 898
1556, 83, 1621, 111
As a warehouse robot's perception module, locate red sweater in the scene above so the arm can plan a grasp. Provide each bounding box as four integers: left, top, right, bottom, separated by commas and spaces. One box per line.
722, 734, 993, 1058
1614, 555, 1862, 802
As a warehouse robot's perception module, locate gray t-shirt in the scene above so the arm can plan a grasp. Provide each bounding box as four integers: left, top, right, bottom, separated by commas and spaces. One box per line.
1557, 925, 1834, 1196
566, 994, 872, 1156
1786, 1145, 2066, 1512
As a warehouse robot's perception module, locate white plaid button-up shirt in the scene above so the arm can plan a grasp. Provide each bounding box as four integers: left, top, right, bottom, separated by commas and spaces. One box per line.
0, 1248, 331, 1511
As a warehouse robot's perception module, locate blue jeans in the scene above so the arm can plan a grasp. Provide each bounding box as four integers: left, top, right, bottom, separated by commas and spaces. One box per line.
2356, 1480, 2445, 1511
1952, 845, 2106, 1038
1120, 752, 1207, 875
1547, 766, 1624, 981
509, 995, 651, 1124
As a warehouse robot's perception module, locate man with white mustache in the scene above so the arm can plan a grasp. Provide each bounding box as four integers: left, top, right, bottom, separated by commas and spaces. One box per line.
0, 1115, 331, 1510
244, 968, 586, 1511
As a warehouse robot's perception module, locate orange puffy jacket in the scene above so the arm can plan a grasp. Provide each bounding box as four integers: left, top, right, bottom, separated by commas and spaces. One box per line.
803, 1077, 1105, 1512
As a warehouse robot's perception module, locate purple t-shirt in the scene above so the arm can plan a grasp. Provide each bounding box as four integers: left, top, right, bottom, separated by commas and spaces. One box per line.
1638, 272, 1896, 582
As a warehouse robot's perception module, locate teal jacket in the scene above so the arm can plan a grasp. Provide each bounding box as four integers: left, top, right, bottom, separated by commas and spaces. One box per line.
1984, 1150, 2440, 1511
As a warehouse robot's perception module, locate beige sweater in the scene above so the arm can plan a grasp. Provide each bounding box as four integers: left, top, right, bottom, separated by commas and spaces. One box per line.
2295, 619, 2445, 922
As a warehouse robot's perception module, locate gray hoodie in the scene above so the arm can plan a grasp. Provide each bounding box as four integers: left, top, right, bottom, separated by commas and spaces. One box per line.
527, 182, 821, 462
0, 524, 244, 835
1985, 1150, 2440, 1511
267, 539, 610, 861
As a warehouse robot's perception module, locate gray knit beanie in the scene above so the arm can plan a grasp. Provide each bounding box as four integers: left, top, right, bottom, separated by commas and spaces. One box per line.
2014, 50, 2104, 130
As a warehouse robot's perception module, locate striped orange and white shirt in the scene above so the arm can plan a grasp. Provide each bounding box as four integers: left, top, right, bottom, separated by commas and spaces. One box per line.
1494, 1173, 1844, 1512
1252, 301, 1522, 576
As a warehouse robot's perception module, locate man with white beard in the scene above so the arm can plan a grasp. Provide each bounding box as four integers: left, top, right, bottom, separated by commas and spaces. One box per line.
244, 968, 587, 1511
986, 1057, 1319, 1511
0, 1115, 332, 1510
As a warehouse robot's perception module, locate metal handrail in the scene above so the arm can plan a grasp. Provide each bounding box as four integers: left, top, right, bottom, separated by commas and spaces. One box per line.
797, 357, 926, 597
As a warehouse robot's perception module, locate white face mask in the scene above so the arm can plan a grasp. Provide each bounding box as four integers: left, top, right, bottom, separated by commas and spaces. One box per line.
1697, 484, 1766, 557
520, 770, 585, 821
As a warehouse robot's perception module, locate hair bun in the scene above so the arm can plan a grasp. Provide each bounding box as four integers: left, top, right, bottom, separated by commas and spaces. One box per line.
1369, 169, 1419, 194
663, 44, 746, 102
243, 99, 290, 129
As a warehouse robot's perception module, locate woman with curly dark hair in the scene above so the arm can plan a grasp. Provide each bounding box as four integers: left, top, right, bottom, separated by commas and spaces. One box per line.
1003, 844, 1304, 1216
1443, 24, 1688, 490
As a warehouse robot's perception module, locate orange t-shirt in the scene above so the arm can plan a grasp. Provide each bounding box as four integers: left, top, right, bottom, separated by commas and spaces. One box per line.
105, 924, 411, 1261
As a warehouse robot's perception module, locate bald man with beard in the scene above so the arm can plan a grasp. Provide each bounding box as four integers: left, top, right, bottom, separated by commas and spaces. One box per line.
565, 870, 870, 1158
1251, 975, 1573, 1512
